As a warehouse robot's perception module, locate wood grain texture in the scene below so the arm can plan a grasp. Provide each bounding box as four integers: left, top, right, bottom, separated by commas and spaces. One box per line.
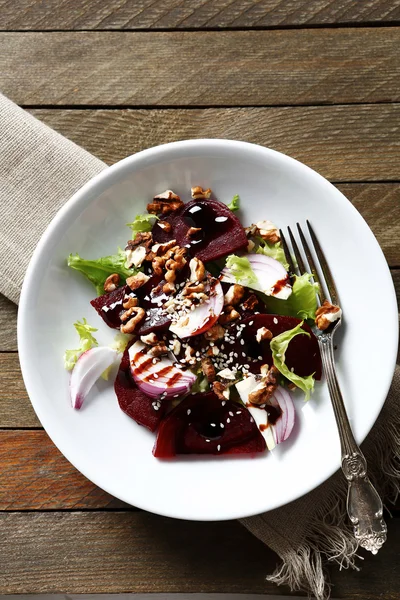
0, 431, 126, 509
2, 29, 400, 106
30, 105, 400, 181
0, 353, 39, 428
0, 295, 17, 351
1, 511, 400, 596
0, 0, 399, 30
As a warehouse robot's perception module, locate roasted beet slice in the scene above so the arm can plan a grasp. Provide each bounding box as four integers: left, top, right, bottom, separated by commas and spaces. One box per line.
90, 285, 127, 329
153, 392, 266, 457
152, 198, 248, 262
226, 314, 321, 379
115, 346, 166, 432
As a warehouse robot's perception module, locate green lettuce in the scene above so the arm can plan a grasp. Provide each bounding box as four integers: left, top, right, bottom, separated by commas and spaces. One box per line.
256, 237, 288, 270
227, 194, 240, 212
270, 321, 315, 401
127, 213, 158, 236
68, 249, 136, 296
261, 273, 319, 321
64, 318, 98, 370
225, 254, 257, 286
191, 372, 210, 394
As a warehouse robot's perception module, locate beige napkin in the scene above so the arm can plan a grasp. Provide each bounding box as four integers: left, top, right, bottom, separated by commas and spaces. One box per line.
1, 92, 399, 599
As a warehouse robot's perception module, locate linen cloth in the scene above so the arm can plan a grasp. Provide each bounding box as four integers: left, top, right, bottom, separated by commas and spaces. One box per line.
1, 92, 399, 599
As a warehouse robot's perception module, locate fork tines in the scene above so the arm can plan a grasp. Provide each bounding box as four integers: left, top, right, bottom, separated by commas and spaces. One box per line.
280, 222, 339, 307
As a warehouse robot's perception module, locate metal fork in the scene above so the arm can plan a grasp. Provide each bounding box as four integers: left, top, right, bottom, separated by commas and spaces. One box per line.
280, 221, 387, 555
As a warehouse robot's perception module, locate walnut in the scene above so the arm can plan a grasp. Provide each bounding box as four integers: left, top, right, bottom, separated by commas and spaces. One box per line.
120, 307, 145, 334
191, 186, 212, 199
122, 295, 138, 309
152, 256, 166, 276
224, 284, 245, 306
148, 343, 169, 357
125, 232, 153, 268
171, 339, 181, 355
256, 220, 280, 244
201, 357, 216, 382
140, 332, 158, 345
187, 226, 202, 238
184, 346, 196, 365
152, 239, 178, 256
204, 324, 225, 341
242, 294, 259, 311
189, 257, 205, 282
248, 365, 279, 405
315, 299, 342, 331
212, 381, 229, 400
182, 281, 205, 296
218, 306, 240, 325
147, 190, 183, 215
126, 272, 150, 291
104, 273, 120, 292
158, 220, 172, 233
163, 282, 176, 294
256, 327, 273, 343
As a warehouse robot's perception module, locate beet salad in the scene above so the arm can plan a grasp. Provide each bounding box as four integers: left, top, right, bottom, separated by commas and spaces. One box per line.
64, 186, 340, 458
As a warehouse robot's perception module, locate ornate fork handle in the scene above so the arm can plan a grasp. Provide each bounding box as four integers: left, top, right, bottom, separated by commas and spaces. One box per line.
318, 329, 387, 554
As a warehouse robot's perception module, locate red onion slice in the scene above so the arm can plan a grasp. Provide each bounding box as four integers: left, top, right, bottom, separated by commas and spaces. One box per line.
222, 253, 292, 299
70, 346, 119, 409
269, 385, 296, 444
169, 279, 224, 339
129, 341, 196, 400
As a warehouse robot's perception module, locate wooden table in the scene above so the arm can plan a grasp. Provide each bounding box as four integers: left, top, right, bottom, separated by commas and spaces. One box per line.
0, 2, 399, 597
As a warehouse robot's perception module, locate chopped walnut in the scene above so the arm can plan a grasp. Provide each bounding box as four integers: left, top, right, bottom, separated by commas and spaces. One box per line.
212, 381, 229, 400
104, 273, 120, 292
171, 339, 181, 355
216, 368, 236, 381
256, 220, 280, 244
187, 226, 202, 238
126, 272, 150, 291
182, 282, 205, 296
201, 357, 216, 382
189, 257, 205, 282
163, 282, 176, 294
140, 332, 158, 345
120, 307, 145, 334
152, 239, 178, 256
147, 190, 183, 215
242, 294, 259, 311
122, 295, 138, 309
184, 346, 196, 365
315, 299, 342, 331
248, 365, 279, 405
218, 306, 240, 325
148, 343, 169, 357
125, 232, 153, 268
204, 324, 225, 341
256, 327, 273, 343
191, 186, 212, 199
157, 220, 172, 232
224, 284, 245, 306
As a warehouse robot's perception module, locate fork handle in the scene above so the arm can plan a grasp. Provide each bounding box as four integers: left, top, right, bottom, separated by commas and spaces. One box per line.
318, 333, 387, 554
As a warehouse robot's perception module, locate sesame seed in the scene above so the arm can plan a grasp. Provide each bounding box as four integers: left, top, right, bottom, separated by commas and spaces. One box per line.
187, 409, 191, 415
153, 373, 159, 379
240, 339, 245, 345
173, 394, 180, 398
217, 445, 221, 451
258, 356, 263, 360
273, 317, 278, 324
220, 423, 224, 428
229, 411, 234, 417
244, 364, 250, 369
153, 358, 158, 364
221, 400, 226, 406
221, 345, 225, 350
249, 321, 254, 326
242, 352, 246, 357
250, 417, 254, 423
210, 423, 216, 427
206, 439, 210, 443
236, 411, 241, 415
227, 418, 231, 423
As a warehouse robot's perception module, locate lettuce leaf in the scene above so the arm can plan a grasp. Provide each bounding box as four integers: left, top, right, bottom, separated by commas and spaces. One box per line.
261, 273, 319, 321
256, 237, 288, 270
64, 318, 98, 370
225, 254, 257, 286
68, 249, 136, 296
227, 194, 240, 212
270, 321, 315, 401
127, 213, 158, 236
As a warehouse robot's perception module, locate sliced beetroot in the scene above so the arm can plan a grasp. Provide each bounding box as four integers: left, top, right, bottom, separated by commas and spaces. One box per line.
228, 314, 321, 379
153, 392, 266, 457
90, 285, 127, 329
115, 346, 166, 432
152, 198, 248, 262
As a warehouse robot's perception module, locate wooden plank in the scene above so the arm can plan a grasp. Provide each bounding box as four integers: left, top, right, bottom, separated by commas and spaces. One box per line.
0, 353, 39, 428
0, 295, 17, 351
0, 0, 399, 30
1, 511, 400, 595
1, 29, 400, 106
30, 105, 400, 182
0, 431, 126, 509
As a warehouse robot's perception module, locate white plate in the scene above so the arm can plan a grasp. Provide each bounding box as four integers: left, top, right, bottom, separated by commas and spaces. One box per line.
18, 140, 398, 520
